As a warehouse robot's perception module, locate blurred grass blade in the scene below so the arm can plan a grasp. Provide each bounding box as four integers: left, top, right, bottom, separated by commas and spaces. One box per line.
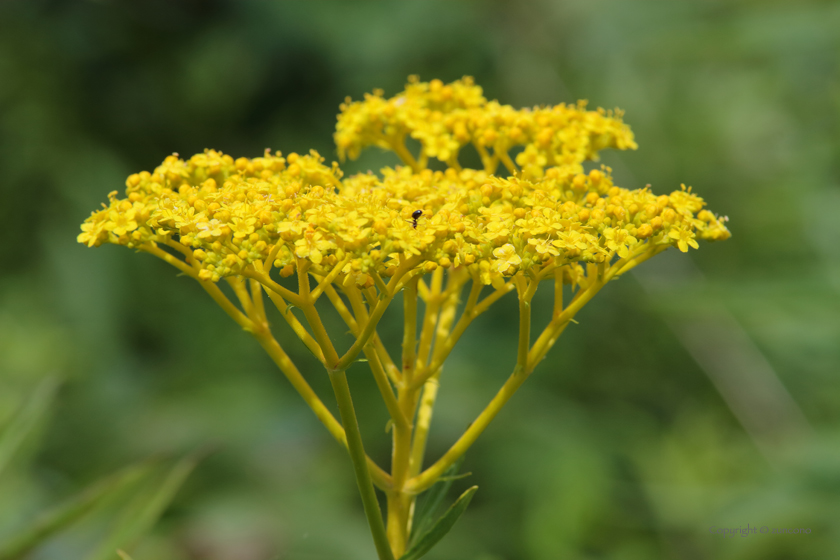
0, 460, 157, 560
89, 452, 202, 560
400, 486, 477, 560
116, 551, 133, 560
409, 455, 465, 546
0, 376, 60, 478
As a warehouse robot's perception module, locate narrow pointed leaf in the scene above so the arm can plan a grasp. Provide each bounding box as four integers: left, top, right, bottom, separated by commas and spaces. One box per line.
89, 452, 202, 560
0, 459, 157, 560
434, 472, 472, 483
409, 456, 465, 546
0, 376, 59, 478
400, 486, 478, 560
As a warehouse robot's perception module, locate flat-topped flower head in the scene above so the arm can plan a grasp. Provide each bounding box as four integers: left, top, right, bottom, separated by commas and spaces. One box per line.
75, 77, 732, 560
80, 77, 729, 289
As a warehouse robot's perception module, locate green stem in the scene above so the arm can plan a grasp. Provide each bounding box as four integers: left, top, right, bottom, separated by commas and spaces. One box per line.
329, 370, 395, 560
497, 147, 519, 175
406, 278, 537, 495
390, 136, 421, 172
403, 276, 418, 377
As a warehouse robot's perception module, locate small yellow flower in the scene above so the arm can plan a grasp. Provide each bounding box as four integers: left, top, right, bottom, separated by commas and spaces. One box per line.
295, 231, 331, 264
669, 227, 699, 252
603, 228, 637, 259
104, 209, 138, 236
483, 221, 511, 243
77, 216, 107, 247
230, 216, 258, 239
492, 243, 521, 274
195, 219, 224, 239
527, 237, 558, 258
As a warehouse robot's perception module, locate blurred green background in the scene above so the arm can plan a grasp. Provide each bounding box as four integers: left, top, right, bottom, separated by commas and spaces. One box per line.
1, 1, 839, 559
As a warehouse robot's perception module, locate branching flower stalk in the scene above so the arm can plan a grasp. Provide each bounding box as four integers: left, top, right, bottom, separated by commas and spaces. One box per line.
78, 77, 730, 559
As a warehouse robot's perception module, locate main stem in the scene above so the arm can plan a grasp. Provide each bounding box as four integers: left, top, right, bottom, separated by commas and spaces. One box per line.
387, 383, 417, 557
329, 369, 395, 560
385, 276, 421, 556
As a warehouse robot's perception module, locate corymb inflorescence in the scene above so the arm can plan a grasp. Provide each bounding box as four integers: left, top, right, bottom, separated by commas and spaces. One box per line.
78, 77, 730, 560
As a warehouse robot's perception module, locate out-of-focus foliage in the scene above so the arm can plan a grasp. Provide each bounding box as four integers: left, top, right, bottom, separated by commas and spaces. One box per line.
0, 379, 196, 559
0, 1, 838, 559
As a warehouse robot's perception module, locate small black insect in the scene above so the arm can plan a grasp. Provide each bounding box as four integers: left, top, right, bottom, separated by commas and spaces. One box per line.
410, 209, 423, 229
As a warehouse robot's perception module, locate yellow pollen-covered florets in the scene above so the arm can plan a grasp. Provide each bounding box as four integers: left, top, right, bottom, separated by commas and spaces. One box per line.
79, 77, 729, 289
336, 75, 638, 181
75, 77, 732, 559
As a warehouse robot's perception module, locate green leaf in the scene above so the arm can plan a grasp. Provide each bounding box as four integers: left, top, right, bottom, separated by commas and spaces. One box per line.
0, 459, 157, 560
409, 456, 466, 547
434, 471, 472, 483
400, 486, 478, 560
0, 376, 59, 478
89, 451, 203, 560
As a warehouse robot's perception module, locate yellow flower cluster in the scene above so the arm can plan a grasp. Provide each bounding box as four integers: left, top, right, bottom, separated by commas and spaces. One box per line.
78, 76, 729, 287
76, 77, 732, 559
336, 76, 637, 179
